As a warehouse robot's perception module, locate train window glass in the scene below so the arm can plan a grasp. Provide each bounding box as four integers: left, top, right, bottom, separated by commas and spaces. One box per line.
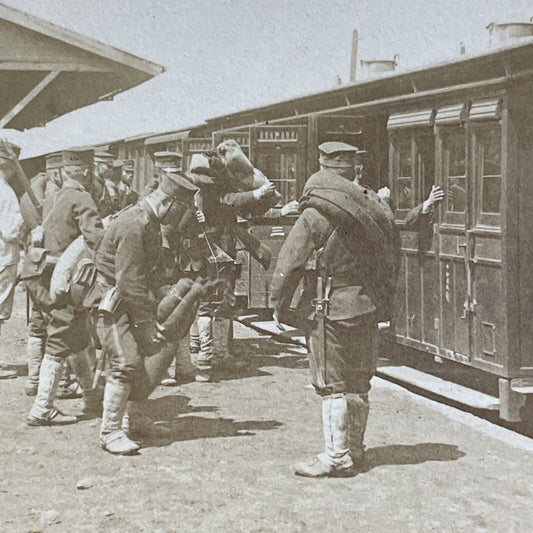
479, 128, 501, 214
396, 137, 414, 211
473, 126, 502, 226
442, 130, 466, 216
256, 152, 295, 204
416, 135, 435, 201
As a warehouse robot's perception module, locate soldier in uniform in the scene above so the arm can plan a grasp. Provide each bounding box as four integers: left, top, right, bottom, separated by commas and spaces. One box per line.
94, 151, 120, 216
142, 151, 182, 198
20, 152, 68, 396
0, 141, 23, 351
93, 171, 199, 454
118, 158, 138, 209
270, 141, 400, 478
26, 148, 103, 426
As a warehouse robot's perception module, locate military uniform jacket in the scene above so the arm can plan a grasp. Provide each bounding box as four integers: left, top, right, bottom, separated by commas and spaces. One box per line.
271, 168, 400, 322
94, 202, 162, 324
270, 206, 376, 322
43, 178, 103, 256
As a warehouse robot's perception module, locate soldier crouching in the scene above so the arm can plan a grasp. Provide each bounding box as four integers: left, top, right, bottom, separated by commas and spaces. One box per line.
270, 142, 400, 478
91, 172, 202, 455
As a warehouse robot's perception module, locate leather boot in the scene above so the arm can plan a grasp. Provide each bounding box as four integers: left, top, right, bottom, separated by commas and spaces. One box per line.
294, 394, 356, 478
174, 336, 196, 384
195, 316, 213, 382
345, 393, 369, 466
25, 335, 44, 396
189, 320, 200, 354
56, 361, 80, 399
100, 378, 139, 455
26, 355, 77, 426
69, 348, 101, 418
127, 400, 171, 438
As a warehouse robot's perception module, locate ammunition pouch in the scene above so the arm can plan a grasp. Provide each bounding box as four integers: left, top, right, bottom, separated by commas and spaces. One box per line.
20, 247, 57, 281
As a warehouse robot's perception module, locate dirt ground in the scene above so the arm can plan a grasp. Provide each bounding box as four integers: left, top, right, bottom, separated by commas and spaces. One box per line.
1, 286, 533, 533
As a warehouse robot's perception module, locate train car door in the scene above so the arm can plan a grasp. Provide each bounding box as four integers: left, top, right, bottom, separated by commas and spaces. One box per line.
468, 99, 505, 372
435, 99, 504, 368
388, 109, 438, 350
435, 103, 471, 362
247, 125, 308, 308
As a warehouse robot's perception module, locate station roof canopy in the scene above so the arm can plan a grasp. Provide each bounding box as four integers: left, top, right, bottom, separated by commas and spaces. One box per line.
0, 2, 165, 130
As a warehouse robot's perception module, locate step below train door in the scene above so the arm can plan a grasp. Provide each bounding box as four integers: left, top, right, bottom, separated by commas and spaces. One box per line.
247, 125, 308, 309
388, 108, 439, 351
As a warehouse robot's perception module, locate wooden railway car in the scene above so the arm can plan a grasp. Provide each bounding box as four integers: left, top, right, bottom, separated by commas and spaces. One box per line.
22, 34, 533, 421
200, 37, 533, 422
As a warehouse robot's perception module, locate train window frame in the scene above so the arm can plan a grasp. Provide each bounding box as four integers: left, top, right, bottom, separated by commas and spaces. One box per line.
437, 125, 468, 227
390, 130, 435, 222
471, 123, 502, 228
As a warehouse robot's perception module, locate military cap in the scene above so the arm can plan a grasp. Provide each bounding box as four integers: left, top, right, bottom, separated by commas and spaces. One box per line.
318, 141, 362, 169
112, 159, 124, 169
159, 172, 198, 199
62, 148, 94, 167
154, 151, 182, 168
0, 139, 21, 161
94, 151, 115, 165
122, 159, 135, 171
45, 152, 62, 170
318, 142, 361, 155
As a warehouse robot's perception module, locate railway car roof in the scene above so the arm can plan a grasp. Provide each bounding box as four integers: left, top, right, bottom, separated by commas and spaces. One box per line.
0, 2, 165, 130
205, 38, 533, 129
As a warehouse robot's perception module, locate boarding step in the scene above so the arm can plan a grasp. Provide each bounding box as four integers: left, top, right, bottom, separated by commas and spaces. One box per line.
378, 365, 500, 411
236, 315, 306, 347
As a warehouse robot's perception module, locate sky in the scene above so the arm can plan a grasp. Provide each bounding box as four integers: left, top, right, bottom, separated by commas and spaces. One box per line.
3, 0, 533, 157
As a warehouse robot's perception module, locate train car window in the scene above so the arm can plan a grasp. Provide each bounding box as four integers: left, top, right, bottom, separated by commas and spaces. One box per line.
473, 125, 502, 226
415, 134, 435, 201
442, 129, 467, 220
396, 137, 414, 212
256, 152, 295, 205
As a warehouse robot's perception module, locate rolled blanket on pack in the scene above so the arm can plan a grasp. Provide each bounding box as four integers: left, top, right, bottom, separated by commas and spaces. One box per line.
49, 235, 90, 304
130, 277, 215, 400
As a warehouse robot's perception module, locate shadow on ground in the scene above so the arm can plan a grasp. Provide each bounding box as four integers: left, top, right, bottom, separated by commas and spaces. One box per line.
212, 337, 309, 383
137, 394, 283, 449
362, 442, 465, 472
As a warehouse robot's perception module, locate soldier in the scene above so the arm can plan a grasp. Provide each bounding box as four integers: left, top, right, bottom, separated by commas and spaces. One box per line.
270, 141, 400, 478
142, 151, 182, 197
118, 158, 138, 209
0, 140, 23, 377
94, 151, 119, 216
93, 172, 199, 454
20, 152, 71, 397
26, 148, 103, 426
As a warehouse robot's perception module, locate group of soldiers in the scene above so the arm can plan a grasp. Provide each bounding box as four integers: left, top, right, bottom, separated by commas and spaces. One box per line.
0, 135, 448, 477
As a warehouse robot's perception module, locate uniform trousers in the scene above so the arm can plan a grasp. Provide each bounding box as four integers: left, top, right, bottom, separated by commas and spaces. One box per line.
0, 264, 18, 321
308, 313, 378, 396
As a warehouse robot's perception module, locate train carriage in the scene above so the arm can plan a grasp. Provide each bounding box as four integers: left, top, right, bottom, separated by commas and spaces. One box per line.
21, 32, 533, 422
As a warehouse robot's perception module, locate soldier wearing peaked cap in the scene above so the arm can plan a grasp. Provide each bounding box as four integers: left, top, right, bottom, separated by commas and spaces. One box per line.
142, 151, 183, 198
93, 151, 121, 216
270, 141, 400, 478
118, 158, 138, 209
26, 148, 104, 427
92, 172, 199, 455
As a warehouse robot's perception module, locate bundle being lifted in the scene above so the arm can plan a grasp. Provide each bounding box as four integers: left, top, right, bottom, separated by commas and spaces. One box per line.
190, 139, 280, 201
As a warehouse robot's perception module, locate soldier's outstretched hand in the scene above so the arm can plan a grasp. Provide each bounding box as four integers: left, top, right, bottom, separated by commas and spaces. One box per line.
423, 185, 445, 213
